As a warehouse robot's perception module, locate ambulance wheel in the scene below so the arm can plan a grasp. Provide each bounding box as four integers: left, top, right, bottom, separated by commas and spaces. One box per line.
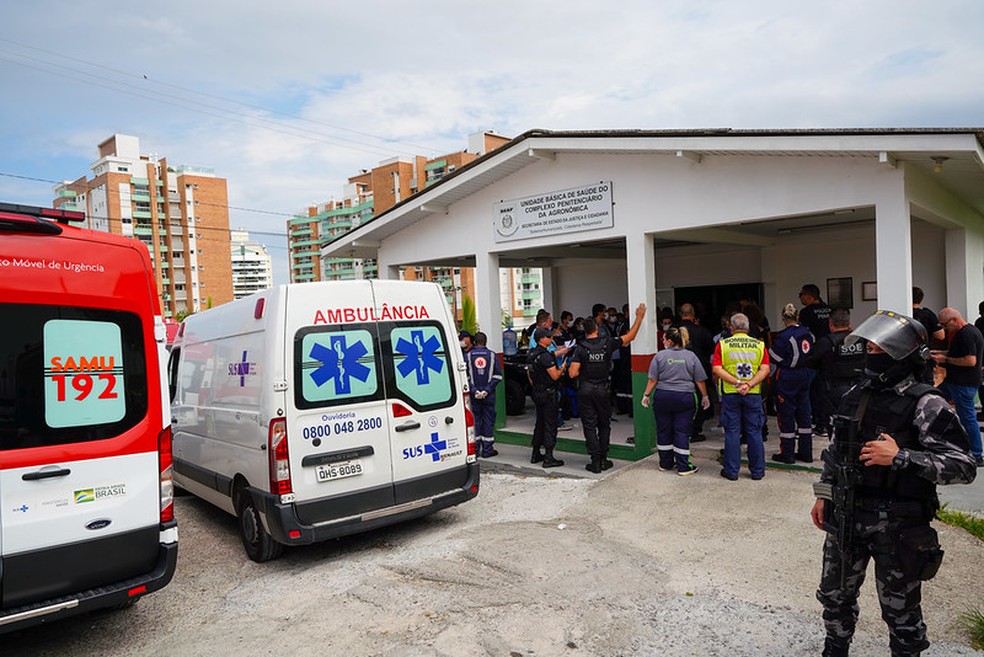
505, 379, 527, 415
236, 491, 284, 563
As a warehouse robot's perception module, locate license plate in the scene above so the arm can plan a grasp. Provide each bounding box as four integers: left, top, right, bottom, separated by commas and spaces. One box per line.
316, 460, 363, 482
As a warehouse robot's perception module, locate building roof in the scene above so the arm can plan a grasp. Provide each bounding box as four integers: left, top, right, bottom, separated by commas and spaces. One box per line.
324, 128, 984, 259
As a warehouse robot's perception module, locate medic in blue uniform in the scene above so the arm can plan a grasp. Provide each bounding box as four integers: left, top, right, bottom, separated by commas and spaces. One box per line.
464, 331, 502, 457
770, 304, 816, 464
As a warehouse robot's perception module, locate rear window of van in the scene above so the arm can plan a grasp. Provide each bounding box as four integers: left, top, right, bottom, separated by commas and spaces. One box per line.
294, 320, 456, 412
0, 304, 148, 451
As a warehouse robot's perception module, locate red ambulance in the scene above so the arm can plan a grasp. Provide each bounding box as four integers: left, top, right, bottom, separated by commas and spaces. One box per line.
0, 203, 177, 632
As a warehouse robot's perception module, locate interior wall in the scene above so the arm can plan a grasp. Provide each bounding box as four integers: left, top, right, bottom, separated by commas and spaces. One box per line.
552, 259, 629, 318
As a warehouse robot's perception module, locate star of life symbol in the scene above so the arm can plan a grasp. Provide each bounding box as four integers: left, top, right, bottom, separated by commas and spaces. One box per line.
424, 431, 448, 462
735, 362, 754, 379
309, 335, 371, 395
395, 329, 444, 385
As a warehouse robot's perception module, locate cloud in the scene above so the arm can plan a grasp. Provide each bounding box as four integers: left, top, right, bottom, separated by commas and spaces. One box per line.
1, 1, 983, 284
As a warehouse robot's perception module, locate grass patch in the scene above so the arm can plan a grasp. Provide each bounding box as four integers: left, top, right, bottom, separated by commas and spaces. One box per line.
958, 606, 984, 651
936, 504, 984, 541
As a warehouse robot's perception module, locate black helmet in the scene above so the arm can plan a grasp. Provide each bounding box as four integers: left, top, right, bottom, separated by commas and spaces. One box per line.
845, 310, 927, 361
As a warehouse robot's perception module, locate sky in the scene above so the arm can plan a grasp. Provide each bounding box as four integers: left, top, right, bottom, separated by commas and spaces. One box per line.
2, 1, 983, 285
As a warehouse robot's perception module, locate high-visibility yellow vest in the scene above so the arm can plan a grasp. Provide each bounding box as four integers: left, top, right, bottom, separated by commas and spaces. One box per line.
719, 333, 766, 394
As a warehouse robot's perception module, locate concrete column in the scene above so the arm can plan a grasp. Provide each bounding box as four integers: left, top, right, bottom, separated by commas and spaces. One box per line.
627, 232, 657, 353
875, 196, 912, 313
540, 265, 556, 315
475, 251, 503, 350
944, 228, 984, 317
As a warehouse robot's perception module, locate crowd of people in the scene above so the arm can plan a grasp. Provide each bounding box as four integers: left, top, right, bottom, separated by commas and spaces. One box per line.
458, 285, 980, 656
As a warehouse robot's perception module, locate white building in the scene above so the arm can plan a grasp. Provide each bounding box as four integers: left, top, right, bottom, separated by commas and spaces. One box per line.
231, 229, 274, 299
322, 128, 984, 459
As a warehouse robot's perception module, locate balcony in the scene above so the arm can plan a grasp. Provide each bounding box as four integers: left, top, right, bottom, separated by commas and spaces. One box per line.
134, 225, 153, 237
57, 189, 77, 199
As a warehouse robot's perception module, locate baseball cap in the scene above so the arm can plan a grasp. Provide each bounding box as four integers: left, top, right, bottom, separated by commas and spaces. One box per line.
533, 327, 553, 343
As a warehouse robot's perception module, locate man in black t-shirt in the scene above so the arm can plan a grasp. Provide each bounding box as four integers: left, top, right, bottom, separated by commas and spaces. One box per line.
912, 286, 945, 346
932, 307, 984, 466
799, 284, 832, 435
678, 303, 715, 441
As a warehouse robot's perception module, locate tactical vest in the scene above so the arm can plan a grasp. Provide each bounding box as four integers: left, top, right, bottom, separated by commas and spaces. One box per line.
839, 381, 940, 503
579, 337, 612, 385
718, 333, 765, 394
528, 346, 557, 389
824, 331, 865, 385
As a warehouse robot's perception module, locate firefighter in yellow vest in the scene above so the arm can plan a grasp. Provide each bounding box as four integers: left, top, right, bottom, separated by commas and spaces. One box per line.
712, 312, 771, 480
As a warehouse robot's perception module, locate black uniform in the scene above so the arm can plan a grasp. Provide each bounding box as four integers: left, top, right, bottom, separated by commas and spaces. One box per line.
817, 377, 976, 656
571, 336, 622, 466
801, 300, 833, 433
680, 319, 714, 437
528, 345, 560, 459
809, 329, 865, 419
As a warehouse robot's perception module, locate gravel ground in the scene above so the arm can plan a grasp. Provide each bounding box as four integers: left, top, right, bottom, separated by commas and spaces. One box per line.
3, 457, 982, 656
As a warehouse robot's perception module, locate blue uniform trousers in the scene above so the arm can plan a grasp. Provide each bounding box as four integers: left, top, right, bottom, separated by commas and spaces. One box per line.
776, 368, 813, 459
720, 392, 765, 479
471, 394, 497, 455
652, 389, 696, 472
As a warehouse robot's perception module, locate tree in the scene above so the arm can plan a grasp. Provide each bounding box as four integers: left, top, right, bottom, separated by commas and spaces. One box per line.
461, 295, 478, 334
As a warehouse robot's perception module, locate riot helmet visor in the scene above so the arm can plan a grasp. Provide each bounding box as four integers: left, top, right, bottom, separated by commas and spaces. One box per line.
844, 310, 926, 360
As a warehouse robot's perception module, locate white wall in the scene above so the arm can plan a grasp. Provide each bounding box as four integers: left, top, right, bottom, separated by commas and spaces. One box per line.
552, 259, 628, 318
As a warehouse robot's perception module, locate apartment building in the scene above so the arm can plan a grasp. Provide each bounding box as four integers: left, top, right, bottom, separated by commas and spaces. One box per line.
231, 229, 274, 299
54, 134, 233, 317
288, 131, 542, 323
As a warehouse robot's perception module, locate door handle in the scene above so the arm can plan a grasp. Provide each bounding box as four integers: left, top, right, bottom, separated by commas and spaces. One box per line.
394, 421, 421, 432
23, 467, 72, 481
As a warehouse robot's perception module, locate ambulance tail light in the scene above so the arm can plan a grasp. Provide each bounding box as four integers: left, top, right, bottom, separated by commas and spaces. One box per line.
159, 425, 174, 523
269, 418, 292, 495
464, 388, 476, 462
391, 402, 413, 418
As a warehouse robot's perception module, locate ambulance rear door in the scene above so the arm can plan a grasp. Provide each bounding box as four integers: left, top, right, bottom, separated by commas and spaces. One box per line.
285, 282, 396, 519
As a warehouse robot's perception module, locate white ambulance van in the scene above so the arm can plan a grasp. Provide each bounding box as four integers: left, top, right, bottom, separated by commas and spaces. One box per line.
168, 280, 479, 562
0, 203, 177, 633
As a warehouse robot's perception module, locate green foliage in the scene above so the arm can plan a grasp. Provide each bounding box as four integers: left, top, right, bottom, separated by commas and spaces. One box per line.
937, 503, 984, 541
501, 308, 513, 328
174, 309, 190, 323
461, 295, 478, 334
958, 605, 984, 650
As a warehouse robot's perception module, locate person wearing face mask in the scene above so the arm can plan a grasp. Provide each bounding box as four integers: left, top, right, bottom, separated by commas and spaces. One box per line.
459, 330, 473, 354
591, 303, 611, 340
811, 310, 977, 657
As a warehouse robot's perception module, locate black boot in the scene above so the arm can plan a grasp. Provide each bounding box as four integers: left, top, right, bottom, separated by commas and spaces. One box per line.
530, 449, 544, 464
541, 450, 565, 468
601, 458, 614, 470
585, 458, 603, 473
822, 638, 850, 657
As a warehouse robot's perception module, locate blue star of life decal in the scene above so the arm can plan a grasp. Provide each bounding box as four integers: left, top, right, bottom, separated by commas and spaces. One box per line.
395, 329, 444, 385
424, 432, 447, 462
735, 362, 754, 379
309, 335, 371, 395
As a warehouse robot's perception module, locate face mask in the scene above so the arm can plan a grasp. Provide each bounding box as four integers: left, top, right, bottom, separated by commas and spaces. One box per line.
864, 352, 897, 380
460, 340, 468, 348
661, 322, 672, 331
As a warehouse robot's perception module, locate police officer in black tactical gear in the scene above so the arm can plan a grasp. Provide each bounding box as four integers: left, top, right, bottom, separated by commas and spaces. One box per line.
528, 327, 567, 468
568, 303, 646, 473
810, 310, 977, 657
807, 308, 866, 420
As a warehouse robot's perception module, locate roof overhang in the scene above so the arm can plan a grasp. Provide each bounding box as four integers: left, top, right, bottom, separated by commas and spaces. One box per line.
323, 128, 984, 260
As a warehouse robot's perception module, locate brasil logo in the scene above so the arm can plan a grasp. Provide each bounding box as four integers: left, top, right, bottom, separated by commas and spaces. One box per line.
74, 489, 95, 504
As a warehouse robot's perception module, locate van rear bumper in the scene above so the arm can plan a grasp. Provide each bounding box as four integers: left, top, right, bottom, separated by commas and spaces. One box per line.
0, 522, 178, 635
256, 463, 480, 546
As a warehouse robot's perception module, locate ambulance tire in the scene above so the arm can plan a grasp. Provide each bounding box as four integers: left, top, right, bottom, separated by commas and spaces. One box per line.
505, 379, 527, 416
236, 490, 285, 563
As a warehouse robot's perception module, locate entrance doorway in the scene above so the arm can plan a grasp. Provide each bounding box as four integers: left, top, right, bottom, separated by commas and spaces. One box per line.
672, 282, 765, 332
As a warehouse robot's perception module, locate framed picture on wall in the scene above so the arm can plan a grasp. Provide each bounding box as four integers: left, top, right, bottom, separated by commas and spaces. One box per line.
827, 277, 853, 309
861, 281, 877, 301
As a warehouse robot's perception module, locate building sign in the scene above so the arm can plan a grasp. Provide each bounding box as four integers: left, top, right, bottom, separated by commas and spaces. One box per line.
493, 181, 613, 243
